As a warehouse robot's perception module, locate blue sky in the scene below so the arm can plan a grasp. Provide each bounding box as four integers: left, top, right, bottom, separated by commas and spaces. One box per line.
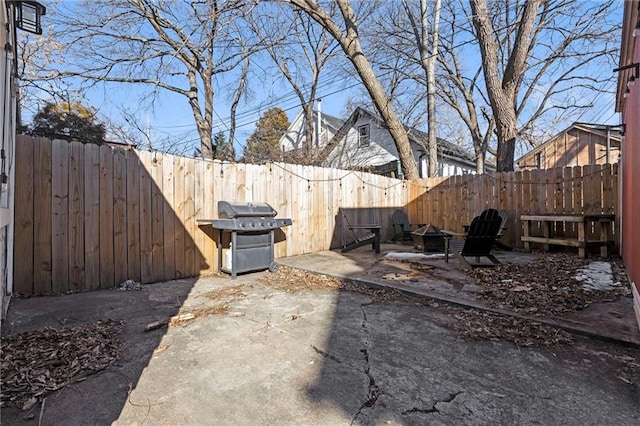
22, 0, 622, 159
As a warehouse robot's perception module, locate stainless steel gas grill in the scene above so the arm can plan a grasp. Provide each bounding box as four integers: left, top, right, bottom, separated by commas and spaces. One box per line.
198, 202, 292, 279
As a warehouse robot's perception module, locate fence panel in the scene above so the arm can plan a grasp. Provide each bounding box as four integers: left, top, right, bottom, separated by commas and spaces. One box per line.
13, 135, 620, 295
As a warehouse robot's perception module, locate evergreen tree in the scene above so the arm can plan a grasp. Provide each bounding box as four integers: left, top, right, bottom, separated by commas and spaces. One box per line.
242, 108, 289, 163
26, 101, 106, 144
213, 132, 235, 161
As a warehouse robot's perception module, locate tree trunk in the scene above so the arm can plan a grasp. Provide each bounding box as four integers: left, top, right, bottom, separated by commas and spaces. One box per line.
289, 0, 420, 179
426, 0, 441, 178
470, 0, 541, 172
303, 102, 315, 152
339, 25, 419, 179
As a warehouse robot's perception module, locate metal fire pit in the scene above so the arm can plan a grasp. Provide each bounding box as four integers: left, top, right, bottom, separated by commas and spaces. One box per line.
198, 201, 292, 279
411, 224, 448, 253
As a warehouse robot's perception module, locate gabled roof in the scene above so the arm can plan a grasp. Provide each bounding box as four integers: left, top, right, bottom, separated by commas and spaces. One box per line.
318, 111, 345, 132
319, 107, 480, 167
515, 122, 622, 163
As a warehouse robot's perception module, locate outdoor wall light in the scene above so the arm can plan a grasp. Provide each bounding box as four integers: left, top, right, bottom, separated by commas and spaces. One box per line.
614, 63, 640, 95
628, 75, 636, 88
8, 1, 46, 35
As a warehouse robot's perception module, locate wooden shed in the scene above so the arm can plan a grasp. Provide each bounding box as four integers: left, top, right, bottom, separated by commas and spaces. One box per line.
516, 123, 621, 170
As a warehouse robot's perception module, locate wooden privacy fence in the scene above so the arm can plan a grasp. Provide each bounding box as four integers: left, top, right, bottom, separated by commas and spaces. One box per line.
406, 164, 618, 251
14, 136, 619, 295
13, 136, 406, 295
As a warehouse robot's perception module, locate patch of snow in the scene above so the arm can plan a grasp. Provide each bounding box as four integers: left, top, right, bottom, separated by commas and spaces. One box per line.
385, 252, 444, 261
573, 261, 621, 292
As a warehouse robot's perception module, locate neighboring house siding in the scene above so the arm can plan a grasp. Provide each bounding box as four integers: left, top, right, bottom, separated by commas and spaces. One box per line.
1, 4, 16, 321
280, 110, 306, 151
279, 110, 341, 152
616, 1, 640, 329
281, 107, 481, 177
517, 125, 621, 169
325, 116, 397, 169
322, 109, 478, 177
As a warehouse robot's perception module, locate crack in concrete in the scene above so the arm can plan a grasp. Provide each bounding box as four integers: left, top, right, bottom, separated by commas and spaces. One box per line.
402, 392, 463, 416
403, 407, 439, 414
311, 345, 342, 364
351, 305, 384, 425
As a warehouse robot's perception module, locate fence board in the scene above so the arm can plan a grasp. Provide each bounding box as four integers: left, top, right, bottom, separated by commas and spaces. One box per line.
193, 159, 206, 274
573, 166, 583, 214
51, 140, 69, 293
68, 142, 85, 291
126, 151, 141, 282
13, 136, 34, 294
162, 153, 175, 280
553, 167, 564, 236
183, 157, 196, 276
173, 156, 186, 278
99, 145, 114, 288
113, 148, 128, 285
33, 138, 52, 293
150, 153, 165, 282
138, 151, 153, 283
83, 143, 100, 291
209, 161, 223, 270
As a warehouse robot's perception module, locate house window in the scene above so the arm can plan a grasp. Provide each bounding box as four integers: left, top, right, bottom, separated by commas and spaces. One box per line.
535, 151, 544, 169
358, 124, 370, 147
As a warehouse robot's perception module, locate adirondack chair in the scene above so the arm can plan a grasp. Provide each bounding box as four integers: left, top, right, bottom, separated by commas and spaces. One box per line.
445, 208, 502, 270
391, 209, 424, 243
463, 209, 511, 251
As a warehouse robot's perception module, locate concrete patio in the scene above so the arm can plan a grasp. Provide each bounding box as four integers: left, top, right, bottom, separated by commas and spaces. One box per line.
1, 245, 639, 425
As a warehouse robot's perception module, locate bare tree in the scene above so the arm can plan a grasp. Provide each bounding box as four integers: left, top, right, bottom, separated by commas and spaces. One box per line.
436, 1, 495, 173
251, 4, 340, 162
402, 0, 441, 177
27, 0, 259, 159
467, 0, 620, 171
283, 0, 420, 179
470, 0, 541, 171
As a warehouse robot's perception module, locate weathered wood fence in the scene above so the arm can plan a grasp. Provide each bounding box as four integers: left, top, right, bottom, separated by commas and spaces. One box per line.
14, 136, 618, 295
407, 164, 618, 252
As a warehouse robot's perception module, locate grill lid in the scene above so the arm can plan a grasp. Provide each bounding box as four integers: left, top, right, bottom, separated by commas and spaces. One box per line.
218, 201, 277, 218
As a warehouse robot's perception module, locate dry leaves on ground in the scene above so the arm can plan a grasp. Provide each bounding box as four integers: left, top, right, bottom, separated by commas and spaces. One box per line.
1, 319, 123, 409
259, 266, 343, 292
469, 253, 631, 317
161, 285, 250, 327
439, 307, 574, 347
261, 266, 408, 304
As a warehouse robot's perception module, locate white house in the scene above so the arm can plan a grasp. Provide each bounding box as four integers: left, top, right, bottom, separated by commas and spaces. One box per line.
281, 106, 484, 178
279, 104, 345, 155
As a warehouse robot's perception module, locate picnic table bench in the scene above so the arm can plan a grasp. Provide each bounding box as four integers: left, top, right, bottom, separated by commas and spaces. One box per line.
520, 214, 615, 259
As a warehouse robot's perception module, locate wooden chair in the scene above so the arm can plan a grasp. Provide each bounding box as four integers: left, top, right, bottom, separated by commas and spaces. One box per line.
445, 209, 502, 270
463, 209, 511, 251
391, 209, 424, 243
341, 212, 381, 253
